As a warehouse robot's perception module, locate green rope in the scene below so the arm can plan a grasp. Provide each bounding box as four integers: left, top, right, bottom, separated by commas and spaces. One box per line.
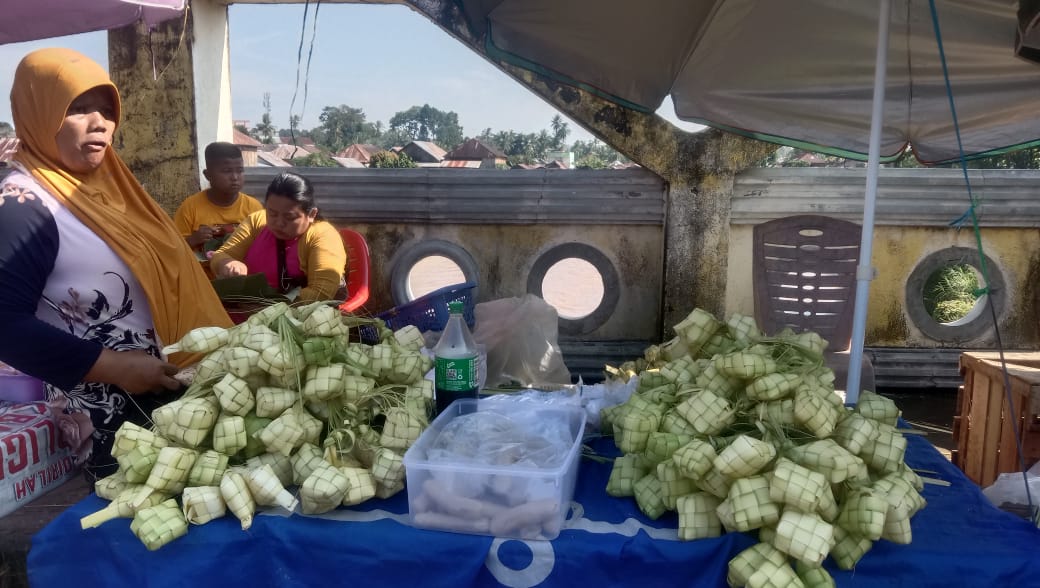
930, 0, 1031, 512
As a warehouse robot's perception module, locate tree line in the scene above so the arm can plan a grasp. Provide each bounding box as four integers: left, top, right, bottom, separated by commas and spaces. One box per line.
239, 93, 625, 169
11, 101, 1040, 170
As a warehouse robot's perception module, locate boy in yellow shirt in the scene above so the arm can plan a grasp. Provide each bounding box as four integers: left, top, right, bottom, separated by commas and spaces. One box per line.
174, 142, 263, 254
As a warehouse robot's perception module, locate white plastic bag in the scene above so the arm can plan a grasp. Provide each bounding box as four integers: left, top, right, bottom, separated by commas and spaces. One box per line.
471, 295, 572, 388
580, 376, 638, 434
982, 468, 1040, 509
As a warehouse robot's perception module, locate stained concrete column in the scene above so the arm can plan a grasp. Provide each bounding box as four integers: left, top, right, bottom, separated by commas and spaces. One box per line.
109, 15, 196, 213
108, 0, 232, 213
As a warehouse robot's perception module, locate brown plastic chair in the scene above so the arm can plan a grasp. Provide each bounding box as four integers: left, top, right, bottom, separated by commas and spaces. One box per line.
752, 215, 875, 393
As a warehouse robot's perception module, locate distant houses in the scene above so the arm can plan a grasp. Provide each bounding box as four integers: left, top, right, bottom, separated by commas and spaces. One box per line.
256, 151, 293, 167
331, 157, 366, 168
262, 144, 313, 163
327, 139, 507, 169
445, 138, 508, 168
400, 141, 447, 166
230, 122, 616, 170
0, 129, 628, 174
232, 129, 263, 167
335, 144, 384, 166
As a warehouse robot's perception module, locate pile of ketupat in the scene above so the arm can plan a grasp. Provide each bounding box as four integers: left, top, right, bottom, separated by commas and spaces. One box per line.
80, 301, 433, 551
602, 308, 925, 588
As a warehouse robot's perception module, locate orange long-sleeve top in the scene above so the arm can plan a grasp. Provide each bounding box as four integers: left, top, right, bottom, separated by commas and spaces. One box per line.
210, 210, 347, 303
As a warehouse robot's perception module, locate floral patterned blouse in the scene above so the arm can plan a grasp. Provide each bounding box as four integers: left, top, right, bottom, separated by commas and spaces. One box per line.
0, 168, 169, 477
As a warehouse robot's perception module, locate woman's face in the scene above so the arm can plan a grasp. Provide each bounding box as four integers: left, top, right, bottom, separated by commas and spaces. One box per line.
265, 193, 316, 240
55, 87, 116, 174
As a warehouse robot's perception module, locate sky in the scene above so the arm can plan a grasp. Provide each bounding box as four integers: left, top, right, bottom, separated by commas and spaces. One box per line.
0, 3, 702, 146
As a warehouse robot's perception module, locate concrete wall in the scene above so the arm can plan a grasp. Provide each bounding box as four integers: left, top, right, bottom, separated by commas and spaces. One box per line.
728, 167, 1040, 387
238, 166, 1040, 385
243, 167, 667, 344
727, 167, 1040, 350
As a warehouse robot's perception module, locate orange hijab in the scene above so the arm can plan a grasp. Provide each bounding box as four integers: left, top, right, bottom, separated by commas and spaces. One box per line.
11, 48, 231, 366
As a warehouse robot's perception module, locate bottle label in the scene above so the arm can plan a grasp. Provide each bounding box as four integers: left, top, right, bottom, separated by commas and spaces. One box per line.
435, 355, 477, 391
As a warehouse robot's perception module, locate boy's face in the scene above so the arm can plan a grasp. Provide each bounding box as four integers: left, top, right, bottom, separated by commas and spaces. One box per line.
204, 157, 244, 196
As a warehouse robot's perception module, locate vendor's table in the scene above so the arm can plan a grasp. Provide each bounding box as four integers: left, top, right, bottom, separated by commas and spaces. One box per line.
26, 434, 1040, 588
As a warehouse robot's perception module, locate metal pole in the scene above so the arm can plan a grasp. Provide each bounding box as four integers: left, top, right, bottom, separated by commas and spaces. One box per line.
846, 0, 892, 406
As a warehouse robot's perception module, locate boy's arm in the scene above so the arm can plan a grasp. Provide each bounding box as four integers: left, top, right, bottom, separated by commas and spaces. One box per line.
175, 198, 218, 249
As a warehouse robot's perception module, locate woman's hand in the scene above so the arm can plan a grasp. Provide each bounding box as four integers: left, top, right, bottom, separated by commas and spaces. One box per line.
216, 259, 248, 278
85, 349, 181, 394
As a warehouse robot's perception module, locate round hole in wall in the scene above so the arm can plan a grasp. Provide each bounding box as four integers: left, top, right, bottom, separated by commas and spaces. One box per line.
922, 263, 985, 325
390, 240, 480, 306
905, 247, 1004, 343
527, 243, 619, 336
541, 258, 605, 320
406, 255, 467, 300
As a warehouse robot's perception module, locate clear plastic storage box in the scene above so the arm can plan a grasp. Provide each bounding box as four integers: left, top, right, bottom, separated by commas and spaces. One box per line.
403, 398, 586, 540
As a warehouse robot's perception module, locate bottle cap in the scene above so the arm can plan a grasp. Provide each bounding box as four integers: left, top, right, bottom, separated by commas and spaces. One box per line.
448, 301, 464, 314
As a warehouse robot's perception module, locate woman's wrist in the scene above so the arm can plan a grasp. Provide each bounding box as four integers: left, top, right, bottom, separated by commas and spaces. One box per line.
209, 254, 229, 273
83, 348, 124, 388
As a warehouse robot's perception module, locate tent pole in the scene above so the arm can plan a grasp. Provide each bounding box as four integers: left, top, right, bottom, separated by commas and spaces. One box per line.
846, 0, 892, 406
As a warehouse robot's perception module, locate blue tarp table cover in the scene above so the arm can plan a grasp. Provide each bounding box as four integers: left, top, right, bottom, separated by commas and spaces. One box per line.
27, 434, 1040, 587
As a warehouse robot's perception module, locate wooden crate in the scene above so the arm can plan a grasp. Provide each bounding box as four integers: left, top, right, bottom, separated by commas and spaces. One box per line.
954, 352, 1040, 487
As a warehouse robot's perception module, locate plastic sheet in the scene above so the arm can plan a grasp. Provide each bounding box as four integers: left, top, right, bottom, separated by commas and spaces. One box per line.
471, 295, 571, 388
428, 409, 574, 470
982, 460, 1040, 514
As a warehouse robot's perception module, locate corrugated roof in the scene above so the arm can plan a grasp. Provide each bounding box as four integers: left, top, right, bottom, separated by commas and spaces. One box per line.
256, 151, 292, 167
233, 129, 262, 148
445, 138, 507, 160
336, 144, 384, 163
332, 157, 366, 168
280, 136, 316, 147
440, 159, 483, 168
402, 140, 447, 163
262, 144, 314, 160
0, 137, 19, 165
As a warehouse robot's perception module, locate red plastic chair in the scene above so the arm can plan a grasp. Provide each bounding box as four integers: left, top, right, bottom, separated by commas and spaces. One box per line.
338, 228, 371, 313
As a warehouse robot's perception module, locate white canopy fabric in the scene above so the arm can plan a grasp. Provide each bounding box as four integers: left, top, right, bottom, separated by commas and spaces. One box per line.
465, 0, 1040, 164
460, 0, 1040, 403
2, 1, 186, 45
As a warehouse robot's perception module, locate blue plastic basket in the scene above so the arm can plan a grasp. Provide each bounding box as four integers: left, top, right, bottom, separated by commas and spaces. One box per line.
359, 282, 477, 343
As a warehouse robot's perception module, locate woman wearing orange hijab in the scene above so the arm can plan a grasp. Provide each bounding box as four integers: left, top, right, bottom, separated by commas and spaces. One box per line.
0, 48, 232, 479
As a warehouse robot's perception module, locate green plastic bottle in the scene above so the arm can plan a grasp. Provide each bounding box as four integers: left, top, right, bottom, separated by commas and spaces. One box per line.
433, 301, 479, 416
